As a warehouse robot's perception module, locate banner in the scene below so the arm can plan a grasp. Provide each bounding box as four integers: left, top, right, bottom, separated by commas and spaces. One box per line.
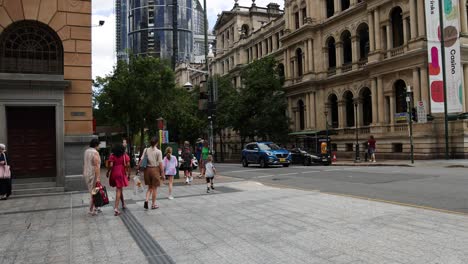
425, 0, 463, 113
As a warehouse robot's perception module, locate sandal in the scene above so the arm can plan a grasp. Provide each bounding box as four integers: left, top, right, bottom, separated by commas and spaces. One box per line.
114, 209, 121, 216
151, 204, 159, 210
88, 210, 97, 216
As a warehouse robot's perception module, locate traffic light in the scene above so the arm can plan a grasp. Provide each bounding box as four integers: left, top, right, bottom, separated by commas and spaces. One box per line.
411, 107, 417, 122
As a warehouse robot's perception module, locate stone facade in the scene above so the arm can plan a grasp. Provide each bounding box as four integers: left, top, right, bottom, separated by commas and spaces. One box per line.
0, 0, 94, 190
187, 0, 468, 160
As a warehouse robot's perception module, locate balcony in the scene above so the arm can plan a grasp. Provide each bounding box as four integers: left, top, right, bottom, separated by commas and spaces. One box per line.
327, 67, 336, 77
390, 46, 404, 57
357, 58, 368, 68
342, 63, 352, 73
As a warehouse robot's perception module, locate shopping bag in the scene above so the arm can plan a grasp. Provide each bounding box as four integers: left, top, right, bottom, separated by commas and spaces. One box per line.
133, 174, 144, 195
93, 182, 109, 207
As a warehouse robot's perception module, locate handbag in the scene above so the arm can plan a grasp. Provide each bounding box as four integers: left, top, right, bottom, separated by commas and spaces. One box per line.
0, 153, 11, 179
140, 148, 148, 169
93, 182, 109, 207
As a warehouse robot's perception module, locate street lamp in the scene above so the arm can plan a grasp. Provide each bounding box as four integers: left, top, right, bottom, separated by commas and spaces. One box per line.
406, 86, 414, 164
354, 99, 360, 162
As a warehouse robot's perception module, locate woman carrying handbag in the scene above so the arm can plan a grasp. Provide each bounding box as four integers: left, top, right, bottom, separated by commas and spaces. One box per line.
107, 144, 130, 216
0, 143, 12, 200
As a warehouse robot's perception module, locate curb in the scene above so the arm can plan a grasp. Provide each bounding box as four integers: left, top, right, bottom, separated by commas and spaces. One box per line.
331, 163, 414, 167
445, 165, 468, 168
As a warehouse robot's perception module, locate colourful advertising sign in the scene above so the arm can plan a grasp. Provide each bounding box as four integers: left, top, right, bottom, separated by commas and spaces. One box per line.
425, 0, 463, 113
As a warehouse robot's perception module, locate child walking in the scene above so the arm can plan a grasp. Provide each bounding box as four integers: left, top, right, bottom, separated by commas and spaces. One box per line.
205, 155, 216, 193
163, 147, 177, 200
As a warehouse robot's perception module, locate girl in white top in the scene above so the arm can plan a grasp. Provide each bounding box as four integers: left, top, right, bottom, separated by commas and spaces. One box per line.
163, 147, 178, 200
205, 155, 216, 193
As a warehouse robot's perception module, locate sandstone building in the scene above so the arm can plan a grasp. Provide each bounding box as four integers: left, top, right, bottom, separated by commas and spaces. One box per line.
0, 0, 93, 189
201, 0, 468, 160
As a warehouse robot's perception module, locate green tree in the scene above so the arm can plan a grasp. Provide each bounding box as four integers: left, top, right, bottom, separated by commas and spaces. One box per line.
94, 55, 176, 154
233, 56, 290, 145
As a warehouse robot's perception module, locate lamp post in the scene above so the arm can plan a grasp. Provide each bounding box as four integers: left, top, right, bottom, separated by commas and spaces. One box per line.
406, 86, 414, 164
354, 99, 360, 162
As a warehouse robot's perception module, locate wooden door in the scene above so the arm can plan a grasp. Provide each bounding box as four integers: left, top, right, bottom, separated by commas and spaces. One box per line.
6, 107, 56, 178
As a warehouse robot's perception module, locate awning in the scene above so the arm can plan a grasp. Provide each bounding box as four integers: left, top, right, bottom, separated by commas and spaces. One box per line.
288, 130, 319, 136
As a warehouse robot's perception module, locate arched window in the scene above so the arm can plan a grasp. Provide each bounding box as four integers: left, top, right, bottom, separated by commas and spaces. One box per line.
344, 91, 355, 127
329, 94, 339, 128
395, 79, 408, 113
326, 0, 334, 18
0, 21, 64, 74
360, 87, 372, 126
296, 48, 303, 77
341, 30, 352, 65
327, 37, 336, 68
357, 23, 369, 59
391, 7, 404, 48
341, 0, 350, 11
241, 24, 249, 38
298, 100, 305, 130
277, 63, 285, 85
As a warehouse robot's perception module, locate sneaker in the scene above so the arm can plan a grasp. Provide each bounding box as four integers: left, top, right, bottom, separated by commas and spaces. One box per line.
373, 160, 376, 163
211, 185, 215, 190
207, 188, 210, 193
96, 207, 102, 213
168, 196, 174, 200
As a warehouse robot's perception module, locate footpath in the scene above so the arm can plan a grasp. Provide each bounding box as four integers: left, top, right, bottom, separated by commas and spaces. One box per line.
332, 159, 468, 168
0, 173, 468, 264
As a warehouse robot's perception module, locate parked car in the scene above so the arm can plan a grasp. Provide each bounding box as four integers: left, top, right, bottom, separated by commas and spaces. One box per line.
289, 148, 330, 166
241, 142, 291, 168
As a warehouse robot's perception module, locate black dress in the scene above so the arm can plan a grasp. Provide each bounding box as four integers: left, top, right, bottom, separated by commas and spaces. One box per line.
0, 153, 12, 197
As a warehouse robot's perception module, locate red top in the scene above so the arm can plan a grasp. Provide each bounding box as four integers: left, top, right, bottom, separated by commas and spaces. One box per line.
368, 139, 376, 149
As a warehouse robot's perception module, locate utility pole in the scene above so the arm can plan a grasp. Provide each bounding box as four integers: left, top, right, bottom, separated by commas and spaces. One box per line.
406, 86, 414, 164
437, 0, 449, 159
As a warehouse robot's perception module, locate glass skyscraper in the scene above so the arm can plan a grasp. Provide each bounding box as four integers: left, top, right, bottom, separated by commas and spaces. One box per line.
114, 0, 195, 63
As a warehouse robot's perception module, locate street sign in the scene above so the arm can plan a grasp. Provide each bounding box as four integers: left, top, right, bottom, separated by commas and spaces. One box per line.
417, 101, 427, 124
395, 112, 408, 122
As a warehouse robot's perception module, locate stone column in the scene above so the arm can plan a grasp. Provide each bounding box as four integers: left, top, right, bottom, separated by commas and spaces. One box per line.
409, 0, 417, 39
336, 41, 343, 70
374, 8, 381, 51
386, 23, 392, 55
295, 109, 300, 131
417, 0, 426, 37
413, 68, 421, 103
389, 95, 395, 125
338, 100, 346, 129
334, 0, 341, 15
464, 65, 468, 112
371, 78, 378, 124
288, 97, 293, 129
311, 92, 316, 128
420, 66, 430, 112
351, 36, 359, 64
403, 18, 408, 49
461, 0, 468, 34
308, 39, 314, 73
377, 76, 385, 123
322, 47, 329, 72
368, 11, 375, 52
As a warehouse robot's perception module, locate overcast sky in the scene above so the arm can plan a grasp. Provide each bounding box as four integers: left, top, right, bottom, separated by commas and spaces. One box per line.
91, 0, 282, 79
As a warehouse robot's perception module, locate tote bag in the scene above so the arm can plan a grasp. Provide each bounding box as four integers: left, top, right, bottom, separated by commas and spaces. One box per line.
0, 153, 11, 179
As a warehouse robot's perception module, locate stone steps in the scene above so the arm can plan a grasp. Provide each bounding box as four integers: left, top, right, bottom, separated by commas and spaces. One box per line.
12, 177, 64, 196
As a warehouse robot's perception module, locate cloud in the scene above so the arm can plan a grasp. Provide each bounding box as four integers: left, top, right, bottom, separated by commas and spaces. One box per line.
91, 0, 283, 79
92, 13, 115, 79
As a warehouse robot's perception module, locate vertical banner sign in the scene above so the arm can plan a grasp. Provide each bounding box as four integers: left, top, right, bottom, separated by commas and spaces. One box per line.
425, 0, 463, 113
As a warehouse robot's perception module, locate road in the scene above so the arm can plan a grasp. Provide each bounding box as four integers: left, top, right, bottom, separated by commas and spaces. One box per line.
214, 163, 468, 214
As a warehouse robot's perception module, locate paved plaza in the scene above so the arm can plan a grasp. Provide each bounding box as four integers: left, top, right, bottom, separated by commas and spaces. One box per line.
1, 177, 468, 264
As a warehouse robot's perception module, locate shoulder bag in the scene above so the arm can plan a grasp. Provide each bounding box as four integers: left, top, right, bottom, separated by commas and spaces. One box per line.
0, 153, 11, 179
140, 148, 148, 169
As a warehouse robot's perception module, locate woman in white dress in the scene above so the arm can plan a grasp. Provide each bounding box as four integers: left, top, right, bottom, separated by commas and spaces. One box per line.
83, 139, 101, 215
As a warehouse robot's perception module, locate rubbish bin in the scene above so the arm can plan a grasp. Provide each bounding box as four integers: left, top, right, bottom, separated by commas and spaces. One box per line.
161, 142, 180, 179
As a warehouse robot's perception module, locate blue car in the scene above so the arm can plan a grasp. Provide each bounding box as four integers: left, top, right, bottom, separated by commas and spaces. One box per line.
241, 142, 292, 168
